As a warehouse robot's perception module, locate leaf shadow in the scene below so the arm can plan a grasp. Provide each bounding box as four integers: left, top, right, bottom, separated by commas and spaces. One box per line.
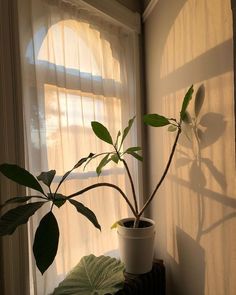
173, 83, 234, 244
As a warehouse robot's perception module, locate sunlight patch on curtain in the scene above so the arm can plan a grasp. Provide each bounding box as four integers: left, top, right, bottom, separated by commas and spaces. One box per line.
19, 0, 139, 293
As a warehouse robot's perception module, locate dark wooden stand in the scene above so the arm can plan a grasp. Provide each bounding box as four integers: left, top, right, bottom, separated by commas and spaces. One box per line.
115, 260, 165, 295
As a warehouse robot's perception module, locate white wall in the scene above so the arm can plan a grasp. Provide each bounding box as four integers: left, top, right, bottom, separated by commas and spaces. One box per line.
144, 0, 236, 294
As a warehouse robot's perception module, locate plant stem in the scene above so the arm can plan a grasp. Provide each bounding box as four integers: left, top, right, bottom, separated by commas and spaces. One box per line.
67, 182, 137, 217
50, 202, 54, 212
114, 145, 138, 214
121, 159, 139, 214
138, 126, 182, 217
133, 215, 140, 228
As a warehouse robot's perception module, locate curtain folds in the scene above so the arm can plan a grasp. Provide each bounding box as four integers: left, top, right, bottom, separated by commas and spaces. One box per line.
18, 0, 140, 294
0, 1, 30, 294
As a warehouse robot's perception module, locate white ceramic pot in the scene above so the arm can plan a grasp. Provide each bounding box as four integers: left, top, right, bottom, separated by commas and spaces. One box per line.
117, 217, 155, 274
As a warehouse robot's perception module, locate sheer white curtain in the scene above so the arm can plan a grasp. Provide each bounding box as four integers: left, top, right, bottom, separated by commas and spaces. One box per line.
18, 0, 140, 294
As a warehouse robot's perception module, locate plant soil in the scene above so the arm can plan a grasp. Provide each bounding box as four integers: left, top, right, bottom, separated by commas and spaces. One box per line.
123, 220, 152, 228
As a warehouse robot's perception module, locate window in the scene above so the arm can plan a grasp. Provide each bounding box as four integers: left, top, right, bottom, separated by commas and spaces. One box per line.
19, 0, 141, 293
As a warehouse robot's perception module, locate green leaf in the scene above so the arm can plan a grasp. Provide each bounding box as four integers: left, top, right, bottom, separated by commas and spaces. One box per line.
53, 194, 66, 208
69, 199, 101, 230
120, 116, 135, 148
124, 146, 142, 153
56, 154, 94, 191
180, 85, 194, 120
33, 212, 59, 274
96, 154, 111, 176
52, 255, 125, 295
91, 121, 113, 145
126, 151, 143, 161
143, 114, 170, 127
168, 125, 178, 132
73, 153, 95, 169
83, 153, 101, 171
110, 154, 119, 164
114, 131, 121, 148
0, 164, 44, 194
0, 202, 46, 235
37, 170, 56, 187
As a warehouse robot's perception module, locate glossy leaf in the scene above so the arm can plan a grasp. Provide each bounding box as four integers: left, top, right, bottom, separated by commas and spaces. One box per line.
52, 255, 125, 295
33, 212, 59, 274
120, 116, 135, 148
0, 202, 46, 235
143, 114, 170, 127
96, 154, 111, 176
37, 170, 56, 187
180, 85, 194, 120
69, 199, 101, 230
0, 164, 44, 194
91, 121, 113, 145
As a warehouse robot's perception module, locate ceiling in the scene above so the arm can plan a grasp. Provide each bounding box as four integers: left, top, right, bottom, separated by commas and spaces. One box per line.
115, 0, 151, 14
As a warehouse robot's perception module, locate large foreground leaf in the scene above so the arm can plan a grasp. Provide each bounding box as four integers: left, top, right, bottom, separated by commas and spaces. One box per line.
52, 255, 125, 295
0, 202, 46, 235
69, 199, 101, 230
0, 164, 44, 194
33, 211, 59, 274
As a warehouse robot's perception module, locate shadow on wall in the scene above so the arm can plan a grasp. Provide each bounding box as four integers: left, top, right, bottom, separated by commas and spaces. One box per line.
167, 85, 236, 294
176, 85, 236, 241
168, 227, 205, 295
144, 0, 234, 294
162, 96, 236, 295
175, 84, 236, 236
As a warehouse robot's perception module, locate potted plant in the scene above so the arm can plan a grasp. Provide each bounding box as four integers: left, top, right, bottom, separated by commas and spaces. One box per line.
88, 85, 194, 274
0, 85, 193, 275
